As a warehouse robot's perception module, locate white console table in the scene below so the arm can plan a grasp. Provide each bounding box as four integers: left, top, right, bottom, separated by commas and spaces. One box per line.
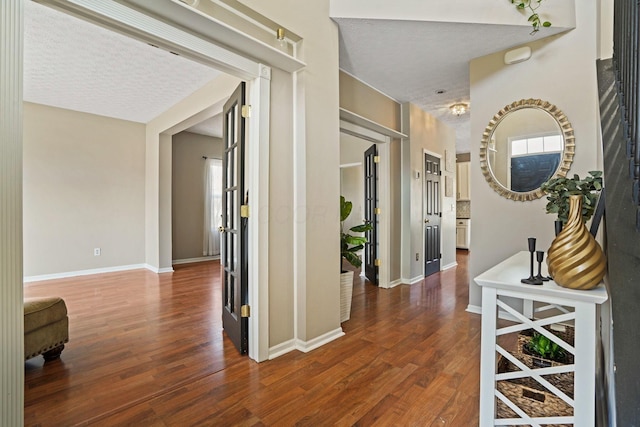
474, 251, 608, 427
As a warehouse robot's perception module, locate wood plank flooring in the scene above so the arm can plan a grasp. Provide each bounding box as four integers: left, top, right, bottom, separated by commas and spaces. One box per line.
24, 251, 480, 426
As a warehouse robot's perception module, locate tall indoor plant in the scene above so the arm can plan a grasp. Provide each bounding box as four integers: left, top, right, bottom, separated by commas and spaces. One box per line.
340, 196, 372, 322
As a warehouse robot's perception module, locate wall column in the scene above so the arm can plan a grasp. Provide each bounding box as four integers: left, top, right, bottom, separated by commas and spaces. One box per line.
0, 0, 24, 424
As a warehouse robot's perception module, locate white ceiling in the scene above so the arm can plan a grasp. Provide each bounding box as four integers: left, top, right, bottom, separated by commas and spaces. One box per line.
24, 0, 221, 134
24, 1, 567, 148
335, 18, 567, 153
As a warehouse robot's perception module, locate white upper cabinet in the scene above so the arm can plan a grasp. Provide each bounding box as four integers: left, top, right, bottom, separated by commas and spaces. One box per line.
456, 162, 470, 200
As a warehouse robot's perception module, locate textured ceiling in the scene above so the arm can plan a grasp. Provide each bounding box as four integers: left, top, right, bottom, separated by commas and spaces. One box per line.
24, 1, 566, 149
24, 0, 220, 125
336, 18, 566, 153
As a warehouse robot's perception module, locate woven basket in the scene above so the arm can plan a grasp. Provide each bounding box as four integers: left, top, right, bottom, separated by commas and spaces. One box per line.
511, 325, 575, 397
496, 381, 572, 427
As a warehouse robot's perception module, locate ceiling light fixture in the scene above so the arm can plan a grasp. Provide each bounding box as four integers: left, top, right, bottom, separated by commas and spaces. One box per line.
450, 103, 468, 116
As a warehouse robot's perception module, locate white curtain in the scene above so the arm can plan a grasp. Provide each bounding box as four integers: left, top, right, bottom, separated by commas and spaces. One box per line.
203, 158, 223, 256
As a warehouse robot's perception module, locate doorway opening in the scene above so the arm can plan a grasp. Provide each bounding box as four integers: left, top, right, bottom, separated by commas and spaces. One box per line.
339, 123, 392, 288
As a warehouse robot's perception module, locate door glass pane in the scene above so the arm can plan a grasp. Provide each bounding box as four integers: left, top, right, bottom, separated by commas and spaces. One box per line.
233, 231, 238, 276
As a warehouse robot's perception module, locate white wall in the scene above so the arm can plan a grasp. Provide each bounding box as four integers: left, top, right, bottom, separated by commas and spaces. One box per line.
23, 103, 146, 277
468, 1, 602, 308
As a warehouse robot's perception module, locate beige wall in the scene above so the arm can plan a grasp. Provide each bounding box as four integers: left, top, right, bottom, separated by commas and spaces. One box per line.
468, 1, 602, 308
340, 134, 368, 233
268, 67, 294, 346
23, 103, 145, 277
340, 165, 364, 248
243, 0, 341, 342
402, 103, 457, 280
340, 71, 401, 131
171, 131, 223, 261
389, 138, 402, 280
145, 74, 240, 271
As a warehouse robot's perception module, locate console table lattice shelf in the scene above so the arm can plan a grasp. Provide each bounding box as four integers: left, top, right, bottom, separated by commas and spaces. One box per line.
474, 251, 608, 427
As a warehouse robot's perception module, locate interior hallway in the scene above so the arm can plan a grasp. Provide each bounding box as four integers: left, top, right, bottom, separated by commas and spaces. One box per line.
24, 251, 479, 426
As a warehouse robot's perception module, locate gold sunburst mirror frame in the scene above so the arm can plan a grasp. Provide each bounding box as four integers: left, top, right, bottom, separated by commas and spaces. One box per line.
479, 98, 575, 201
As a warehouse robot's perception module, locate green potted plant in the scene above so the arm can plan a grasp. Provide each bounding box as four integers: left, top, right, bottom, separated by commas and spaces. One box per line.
524, 332, 566, 363
511, 0, 552, 34
340, 196, 373, 322
540, 171, 603, 228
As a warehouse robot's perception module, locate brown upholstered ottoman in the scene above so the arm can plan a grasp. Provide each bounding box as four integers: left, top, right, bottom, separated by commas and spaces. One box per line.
24, 297, 69, 361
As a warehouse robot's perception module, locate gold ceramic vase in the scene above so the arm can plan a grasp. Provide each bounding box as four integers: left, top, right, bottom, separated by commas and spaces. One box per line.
547, 195, 606, 290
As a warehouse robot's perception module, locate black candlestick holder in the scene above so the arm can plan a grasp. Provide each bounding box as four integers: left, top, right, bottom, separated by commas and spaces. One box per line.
521, 237, 543, 285
535, 250, 549, 282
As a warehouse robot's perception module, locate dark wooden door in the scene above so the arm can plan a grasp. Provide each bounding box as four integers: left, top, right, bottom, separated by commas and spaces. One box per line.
364, 144, 378, 285
424, 153, 441, 276
220, 82, 248, 354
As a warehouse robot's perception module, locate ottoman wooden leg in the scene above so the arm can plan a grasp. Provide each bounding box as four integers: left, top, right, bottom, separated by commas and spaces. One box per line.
43, 345, 64, 362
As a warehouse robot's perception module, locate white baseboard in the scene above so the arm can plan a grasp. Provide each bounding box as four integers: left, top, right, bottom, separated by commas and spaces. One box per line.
388, 279, 404, 288
466, 304, 481, 315
268, 339, 297, 359
172, 256, 219, 265
144, 264, 174, 274
268, 328, 345, 360
441, 261, 458, 270
409, 275, 423, 285
466, 304, 520, 322
24, 263, 146, 283
297, 328, 345, 353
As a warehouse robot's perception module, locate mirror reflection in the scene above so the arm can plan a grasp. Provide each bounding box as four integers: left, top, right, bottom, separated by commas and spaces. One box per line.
480, 99, 575, 201
488, 108, 563, 193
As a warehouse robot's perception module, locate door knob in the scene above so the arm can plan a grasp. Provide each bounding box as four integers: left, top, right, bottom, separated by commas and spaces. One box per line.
424, 219, 430, 223
218, 226, 226, 233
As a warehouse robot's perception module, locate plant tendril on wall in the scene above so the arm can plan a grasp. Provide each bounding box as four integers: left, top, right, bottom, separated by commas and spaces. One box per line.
511, 0, 552, 34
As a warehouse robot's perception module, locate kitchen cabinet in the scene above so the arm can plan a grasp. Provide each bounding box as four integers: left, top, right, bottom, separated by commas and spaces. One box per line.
456, 219, 470, 249
456, 161, 470, 200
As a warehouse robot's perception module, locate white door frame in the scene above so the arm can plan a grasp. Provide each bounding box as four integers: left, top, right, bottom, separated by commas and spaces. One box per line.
34, 0, 296, 362
340, 121, 391, 289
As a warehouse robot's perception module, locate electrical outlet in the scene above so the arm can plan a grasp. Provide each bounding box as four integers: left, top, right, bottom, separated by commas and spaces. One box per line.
416, 253, 419, 261
94, 248, 101, 256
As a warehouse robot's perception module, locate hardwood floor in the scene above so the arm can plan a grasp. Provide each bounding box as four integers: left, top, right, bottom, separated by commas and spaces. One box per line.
24, 251, 480, 426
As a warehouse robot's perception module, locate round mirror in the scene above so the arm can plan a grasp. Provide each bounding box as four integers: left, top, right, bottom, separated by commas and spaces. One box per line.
479, 99, 575, 201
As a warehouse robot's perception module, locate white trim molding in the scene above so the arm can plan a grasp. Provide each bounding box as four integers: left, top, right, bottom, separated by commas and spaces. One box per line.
172, 256, 219, 265
408, 275, 424, 285
1, 1, 25, 424
441, 261, 458, 271
268, 328, 345, 360
388, 279, 404, 288
145, 264, 174, 274
24, 264, 148, 283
